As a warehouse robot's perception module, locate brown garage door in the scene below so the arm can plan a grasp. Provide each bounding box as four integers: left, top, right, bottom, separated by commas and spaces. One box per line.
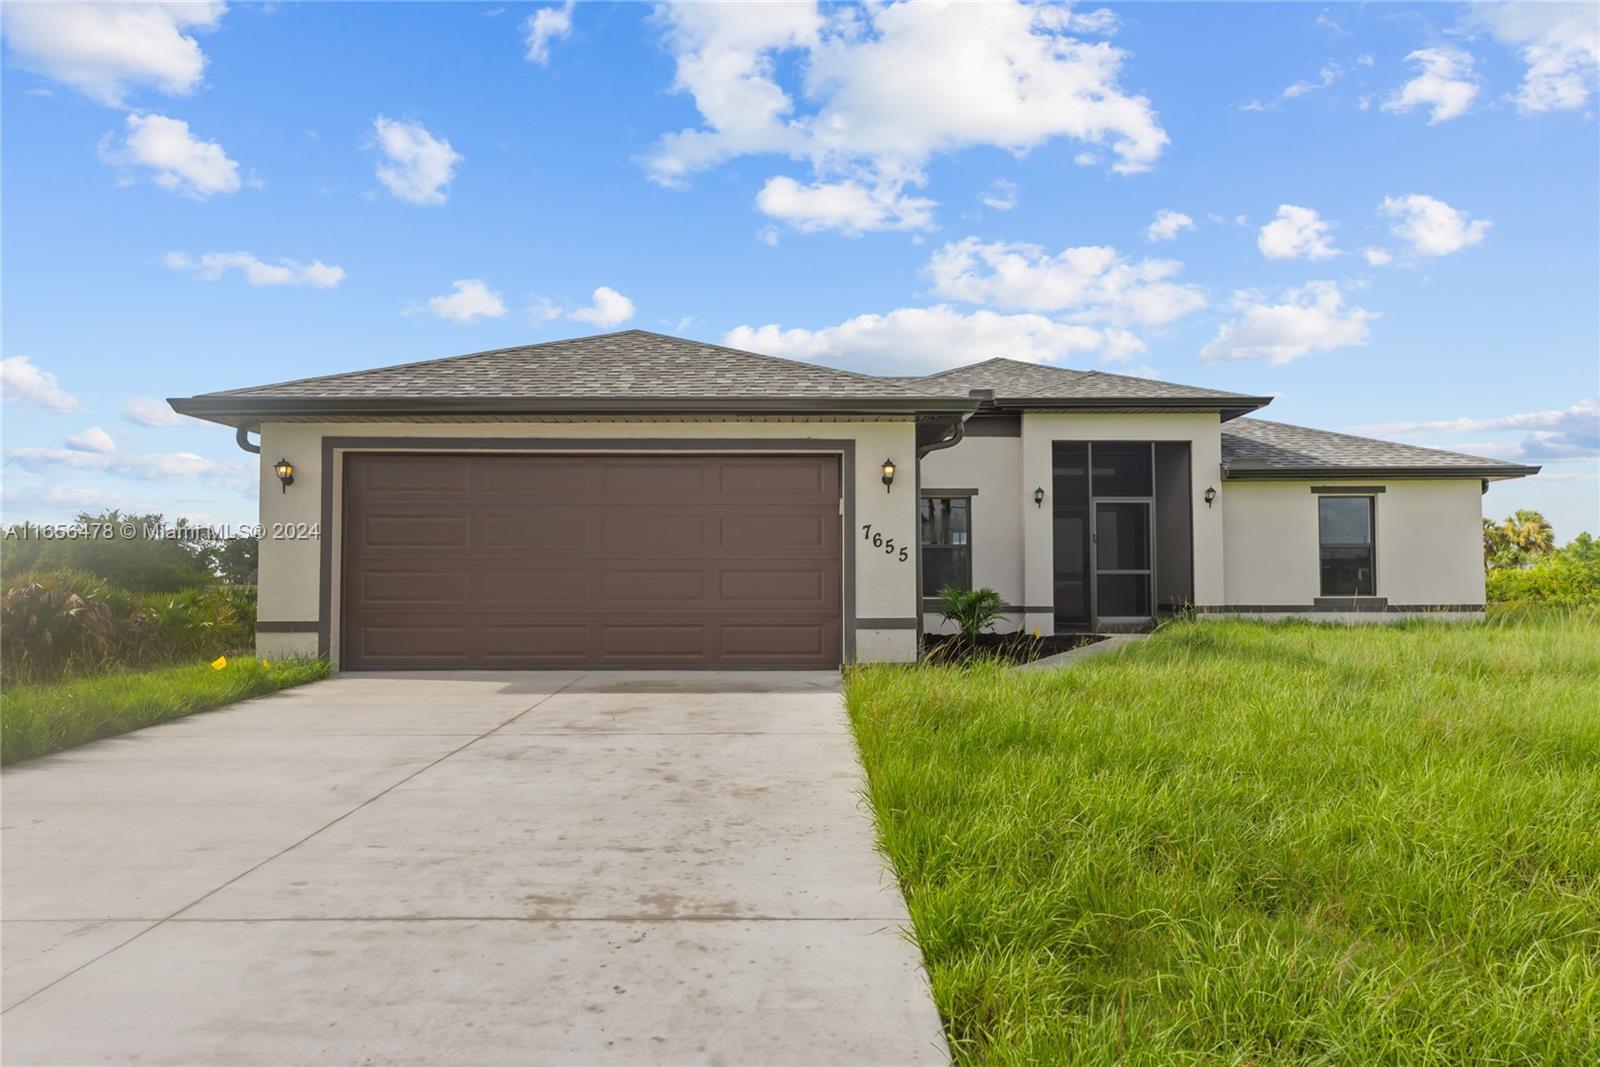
340, 452, 843, 669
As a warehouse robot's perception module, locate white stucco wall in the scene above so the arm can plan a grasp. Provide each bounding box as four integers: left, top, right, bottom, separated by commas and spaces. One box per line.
919, 433, 1025, 633
253, 419, 920, 666
1019, 412, 1225, 634
1221, 478, 1486, 609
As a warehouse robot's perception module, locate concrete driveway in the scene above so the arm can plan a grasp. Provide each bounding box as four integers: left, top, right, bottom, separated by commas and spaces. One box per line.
1, 671, 947, 1066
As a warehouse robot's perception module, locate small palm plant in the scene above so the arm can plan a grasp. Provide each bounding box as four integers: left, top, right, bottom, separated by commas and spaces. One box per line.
937, 585, 1006, 647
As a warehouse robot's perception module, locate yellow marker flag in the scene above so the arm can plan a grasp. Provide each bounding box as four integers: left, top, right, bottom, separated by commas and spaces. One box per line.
211, 655, 228, 670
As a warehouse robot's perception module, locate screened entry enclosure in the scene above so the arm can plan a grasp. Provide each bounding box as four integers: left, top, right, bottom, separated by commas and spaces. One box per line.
1052, 441, 1193, 631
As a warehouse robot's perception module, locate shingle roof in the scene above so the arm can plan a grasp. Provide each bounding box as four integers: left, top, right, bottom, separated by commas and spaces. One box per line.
907, 357, 1265, 404
1221, 418, 1539, 479
206, 330, 943, 400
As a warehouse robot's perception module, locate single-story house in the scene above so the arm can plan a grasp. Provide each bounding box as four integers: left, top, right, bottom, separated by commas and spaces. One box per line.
170, 330, 1538, 670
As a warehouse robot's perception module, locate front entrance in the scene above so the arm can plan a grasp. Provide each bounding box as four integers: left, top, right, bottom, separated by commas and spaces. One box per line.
1051, 442, 1192, 631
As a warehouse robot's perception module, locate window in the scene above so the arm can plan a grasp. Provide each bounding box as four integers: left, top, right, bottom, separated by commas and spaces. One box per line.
920, 497, 971, 597
1319, 496, 1375, 596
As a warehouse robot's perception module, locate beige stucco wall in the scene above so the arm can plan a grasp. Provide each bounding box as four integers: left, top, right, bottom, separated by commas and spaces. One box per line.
1221, 478, 1486, 608
253, 419, 920, 666
1019, 412, 1225, 634
919, 434, 1025, 634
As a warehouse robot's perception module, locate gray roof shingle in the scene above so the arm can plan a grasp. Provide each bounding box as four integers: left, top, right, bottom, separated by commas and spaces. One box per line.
906, 357, 1264, 403
1221, 417, 1538, 478
206, 330, 943, 400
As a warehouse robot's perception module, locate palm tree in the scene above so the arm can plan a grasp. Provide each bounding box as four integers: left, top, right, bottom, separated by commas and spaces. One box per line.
1505, 510, 1556, 558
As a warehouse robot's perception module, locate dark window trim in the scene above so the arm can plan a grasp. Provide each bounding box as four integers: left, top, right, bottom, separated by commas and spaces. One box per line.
1317, 494, 1377, 597
920, 494, 974, 597
1311, 485, 1386, 494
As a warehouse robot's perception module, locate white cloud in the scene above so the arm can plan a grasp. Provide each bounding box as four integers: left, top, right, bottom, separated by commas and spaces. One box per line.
100, 112, 240, 197
565, 286, 636, 327
1382, 47, 1479, 124
372, 116, 462, 206
1380, 194, 1490, 257
0, 1, 224, 106
419, 279, 507, 322
1352, 399, 1599, 462
1283, 61, 1342, 99
1061, 7, 1119, 36
1257, 204, 1339, 261
523, 0, 574, 64
1, 356, 82, 414
755, 175, 935, 234
980, 178, 1018, 211
646, 1, 1168, 232
1363, 247, 1394, 266
925, 238, 1207, 327
65, 427, 117, 454
1472, 3, 1599, 113
6, 447, 253, 490
122, 396, 192, 427
1145, 209, 1194, 242
1199, 281, 1376, 365
165, 251, 345, 288
726, 306, 1143, 373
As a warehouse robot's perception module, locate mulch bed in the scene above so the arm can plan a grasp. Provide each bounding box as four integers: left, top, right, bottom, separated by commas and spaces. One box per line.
922, 631, 1108, 666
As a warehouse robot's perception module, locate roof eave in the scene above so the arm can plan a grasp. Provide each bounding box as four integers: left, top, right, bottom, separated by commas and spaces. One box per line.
995, 395, 1275, 421
1223, 463, 1542, 481
166, 394, 981, 427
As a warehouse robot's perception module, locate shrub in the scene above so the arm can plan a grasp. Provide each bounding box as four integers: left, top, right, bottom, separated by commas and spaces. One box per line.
0, 572, 258, 684
0, 572, 119, 681
936, 586, 1007, 644
1487, 552, 1600, 607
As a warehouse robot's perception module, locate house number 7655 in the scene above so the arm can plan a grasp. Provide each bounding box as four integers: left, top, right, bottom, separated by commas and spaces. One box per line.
861, 524, 909, 562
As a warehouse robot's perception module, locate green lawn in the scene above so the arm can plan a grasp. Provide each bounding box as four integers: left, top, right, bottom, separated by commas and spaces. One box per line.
846, 610, 1600, 1065
2, 657, 330, 765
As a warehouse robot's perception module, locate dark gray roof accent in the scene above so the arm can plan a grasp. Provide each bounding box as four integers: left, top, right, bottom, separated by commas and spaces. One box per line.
1221, 418, 1539, 480
901, 357, 1272, 419
203, 330, 944, 400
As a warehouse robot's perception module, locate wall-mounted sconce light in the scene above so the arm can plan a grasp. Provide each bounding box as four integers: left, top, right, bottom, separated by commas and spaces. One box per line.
1204, 486, 1217, 508
1033, 486, 1046, 508
274, 458, 296, 494
880, 458, 897, 492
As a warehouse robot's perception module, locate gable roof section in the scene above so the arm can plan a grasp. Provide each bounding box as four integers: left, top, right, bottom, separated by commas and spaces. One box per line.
170, 330, 978, 424
906, 357, 1272, 420
1221, 418, 1540, 480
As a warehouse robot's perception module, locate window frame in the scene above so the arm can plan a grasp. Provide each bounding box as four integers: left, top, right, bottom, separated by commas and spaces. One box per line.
1317, 494, 1377, 597
919, 492, 974, 600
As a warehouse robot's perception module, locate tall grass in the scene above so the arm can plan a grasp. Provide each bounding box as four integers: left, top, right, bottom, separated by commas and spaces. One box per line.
2, 657, 330, 764
846, 610, 1600, 1064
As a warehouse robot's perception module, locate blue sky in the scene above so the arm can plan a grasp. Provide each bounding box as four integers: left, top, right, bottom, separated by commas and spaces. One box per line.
3, 1, 1597, 537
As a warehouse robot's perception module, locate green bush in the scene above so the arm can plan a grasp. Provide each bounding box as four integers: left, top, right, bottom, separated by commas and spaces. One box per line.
1487, 551, 1600, 607
1, 571, 257, 684
936, 586, 1007, 644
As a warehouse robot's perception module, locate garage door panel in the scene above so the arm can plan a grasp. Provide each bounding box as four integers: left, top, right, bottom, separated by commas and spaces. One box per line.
342, 453, 843, 669
478, 457, 589, 496
356, 456, 471, 494
718, 458, 831, 497
719, 568, 831, 606
357, 569, 471, 607
601, 459, 708, 497
482, 514, 590, 549
479, 570, 590, 606
360, 515, 471, 549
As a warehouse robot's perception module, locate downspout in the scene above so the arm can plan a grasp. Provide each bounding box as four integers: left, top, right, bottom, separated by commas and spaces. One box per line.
235, 426, 261, 454
911, 389, 987, 655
